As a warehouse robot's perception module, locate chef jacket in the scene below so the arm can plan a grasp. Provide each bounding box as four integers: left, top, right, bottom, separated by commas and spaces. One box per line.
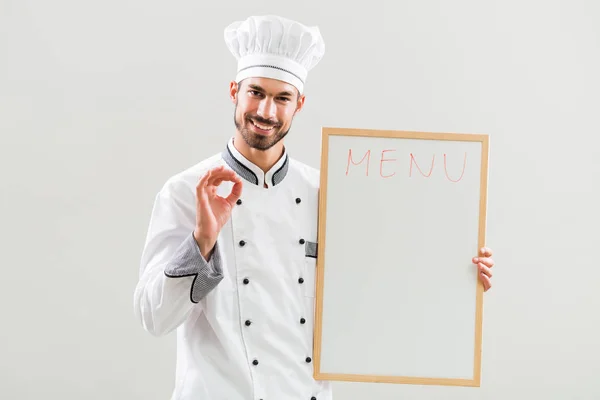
133, 137, 332, 400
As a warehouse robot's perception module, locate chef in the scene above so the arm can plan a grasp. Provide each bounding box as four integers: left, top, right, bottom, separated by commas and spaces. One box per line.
133, 14, 496, 400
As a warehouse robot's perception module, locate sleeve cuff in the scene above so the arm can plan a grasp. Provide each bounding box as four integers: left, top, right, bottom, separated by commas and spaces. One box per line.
164, 233, 224, 303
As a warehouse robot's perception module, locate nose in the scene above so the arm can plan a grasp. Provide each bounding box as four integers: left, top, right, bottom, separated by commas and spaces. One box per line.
256, 97, 276, 120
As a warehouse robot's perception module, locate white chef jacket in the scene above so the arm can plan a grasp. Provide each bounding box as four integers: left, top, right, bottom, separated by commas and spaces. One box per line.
133, 137, 332, 400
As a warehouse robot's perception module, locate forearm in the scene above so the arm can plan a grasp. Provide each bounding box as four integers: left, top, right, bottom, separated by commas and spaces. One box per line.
193, 230, 217, 261
134, 266, 197, 337
163, 232, 224, 302
134, 232, 224, 336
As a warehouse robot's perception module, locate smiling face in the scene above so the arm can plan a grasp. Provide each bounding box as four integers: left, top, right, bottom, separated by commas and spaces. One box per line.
231, 77, 305, 151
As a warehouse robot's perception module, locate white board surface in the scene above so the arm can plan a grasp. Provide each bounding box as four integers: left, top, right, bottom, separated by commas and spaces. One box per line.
314, 127, 489, 387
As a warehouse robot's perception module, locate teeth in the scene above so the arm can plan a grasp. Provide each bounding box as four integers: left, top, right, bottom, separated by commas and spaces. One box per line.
251, 119, 274, 130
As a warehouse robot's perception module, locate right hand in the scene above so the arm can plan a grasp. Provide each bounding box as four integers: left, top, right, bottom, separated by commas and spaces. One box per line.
193, 165, 243, 259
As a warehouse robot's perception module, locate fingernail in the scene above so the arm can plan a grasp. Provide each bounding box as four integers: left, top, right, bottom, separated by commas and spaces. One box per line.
473, 257, 479, 263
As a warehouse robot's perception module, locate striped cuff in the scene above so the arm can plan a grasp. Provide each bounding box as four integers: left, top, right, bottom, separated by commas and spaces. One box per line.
305, 240, 318, 258
164, 233, 224, 303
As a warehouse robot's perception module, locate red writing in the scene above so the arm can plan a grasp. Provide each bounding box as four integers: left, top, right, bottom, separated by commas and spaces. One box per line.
380, 150, 396, 178
345, 148, 468, 183
345, 149, 370, 176
444, 152, 467, 182
409, 153, 435, 178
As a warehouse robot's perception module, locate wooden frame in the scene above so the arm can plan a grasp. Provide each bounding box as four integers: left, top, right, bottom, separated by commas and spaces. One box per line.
313, 126, 489, 387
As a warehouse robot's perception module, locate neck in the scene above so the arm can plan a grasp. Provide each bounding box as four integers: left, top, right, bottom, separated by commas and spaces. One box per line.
233, 132, 284, 173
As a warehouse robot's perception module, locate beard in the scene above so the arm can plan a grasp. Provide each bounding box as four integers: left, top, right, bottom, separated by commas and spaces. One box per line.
234, 104, 291, 151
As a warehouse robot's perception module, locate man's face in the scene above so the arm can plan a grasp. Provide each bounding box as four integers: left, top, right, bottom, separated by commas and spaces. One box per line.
231, 77, 305, 151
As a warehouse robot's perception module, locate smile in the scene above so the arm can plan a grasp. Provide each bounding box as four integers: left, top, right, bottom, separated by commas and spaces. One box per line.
250, 118, 276, 132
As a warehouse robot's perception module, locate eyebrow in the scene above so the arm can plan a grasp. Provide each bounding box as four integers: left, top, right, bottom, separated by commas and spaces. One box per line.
247, 84, 294, 98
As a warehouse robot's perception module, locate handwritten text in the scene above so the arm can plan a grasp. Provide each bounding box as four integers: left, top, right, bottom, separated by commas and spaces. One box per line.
345, 149, 468, 183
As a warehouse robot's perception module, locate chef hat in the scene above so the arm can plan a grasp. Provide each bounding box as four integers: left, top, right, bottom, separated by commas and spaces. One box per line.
224, 15, 325, 94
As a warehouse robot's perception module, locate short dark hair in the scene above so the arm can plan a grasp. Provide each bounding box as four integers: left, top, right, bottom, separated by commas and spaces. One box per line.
237, 78, 301, 101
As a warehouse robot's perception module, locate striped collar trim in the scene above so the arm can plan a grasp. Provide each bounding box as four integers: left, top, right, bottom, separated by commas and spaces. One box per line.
222, 138, 289, 187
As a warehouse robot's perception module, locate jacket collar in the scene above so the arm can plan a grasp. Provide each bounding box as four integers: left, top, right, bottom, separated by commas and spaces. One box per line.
222, 137, 289, 188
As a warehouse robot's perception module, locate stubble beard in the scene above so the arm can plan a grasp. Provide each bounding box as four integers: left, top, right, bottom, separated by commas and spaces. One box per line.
233, 103, 291, 151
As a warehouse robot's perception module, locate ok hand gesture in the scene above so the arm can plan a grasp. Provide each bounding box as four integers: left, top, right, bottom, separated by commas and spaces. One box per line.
193, 166, 243, 259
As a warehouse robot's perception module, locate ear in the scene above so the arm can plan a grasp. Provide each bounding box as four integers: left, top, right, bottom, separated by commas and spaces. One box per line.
295, 94, 306, 113
229, 80, 239, 104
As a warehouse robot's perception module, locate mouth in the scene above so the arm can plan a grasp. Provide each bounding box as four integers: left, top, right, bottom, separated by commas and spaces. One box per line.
249, 118, 277, 134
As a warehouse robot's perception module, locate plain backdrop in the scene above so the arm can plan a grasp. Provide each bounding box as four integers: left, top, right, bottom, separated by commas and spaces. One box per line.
1, 0, 599, 399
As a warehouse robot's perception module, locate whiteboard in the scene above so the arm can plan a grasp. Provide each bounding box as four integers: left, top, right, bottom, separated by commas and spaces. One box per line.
313, 127, 489, 387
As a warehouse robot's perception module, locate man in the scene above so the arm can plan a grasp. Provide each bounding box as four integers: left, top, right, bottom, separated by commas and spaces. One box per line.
133, 15, 495, 400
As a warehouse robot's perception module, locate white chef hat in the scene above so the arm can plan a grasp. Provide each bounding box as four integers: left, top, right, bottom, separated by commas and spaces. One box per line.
224, 15, 325, 94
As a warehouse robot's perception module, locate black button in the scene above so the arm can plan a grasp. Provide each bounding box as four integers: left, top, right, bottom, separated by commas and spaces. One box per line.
296, 197, 301, 204
252, 359, 259, 365
243, 278, 249, 284
239, 240, 246, 246
236, 199, 242, 205
300, 317, 306, 324
306, 357, 312, 363
245, 320, 251, 326
299, 238, 305, 245
311, 397, 317, 400
298, 277, 304, 284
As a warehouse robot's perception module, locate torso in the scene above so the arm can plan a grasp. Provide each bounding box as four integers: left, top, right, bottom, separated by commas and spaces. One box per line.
170, 146, 330, 400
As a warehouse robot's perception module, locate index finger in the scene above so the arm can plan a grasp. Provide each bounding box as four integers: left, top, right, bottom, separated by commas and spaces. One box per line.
207, 168, 238, 185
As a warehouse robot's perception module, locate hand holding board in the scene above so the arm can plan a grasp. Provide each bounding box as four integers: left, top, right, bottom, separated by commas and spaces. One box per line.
313, 127, 489, 387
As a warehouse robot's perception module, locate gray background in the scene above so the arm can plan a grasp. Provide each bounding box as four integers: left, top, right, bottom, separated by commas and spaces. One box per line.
1, 0, 599, 399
